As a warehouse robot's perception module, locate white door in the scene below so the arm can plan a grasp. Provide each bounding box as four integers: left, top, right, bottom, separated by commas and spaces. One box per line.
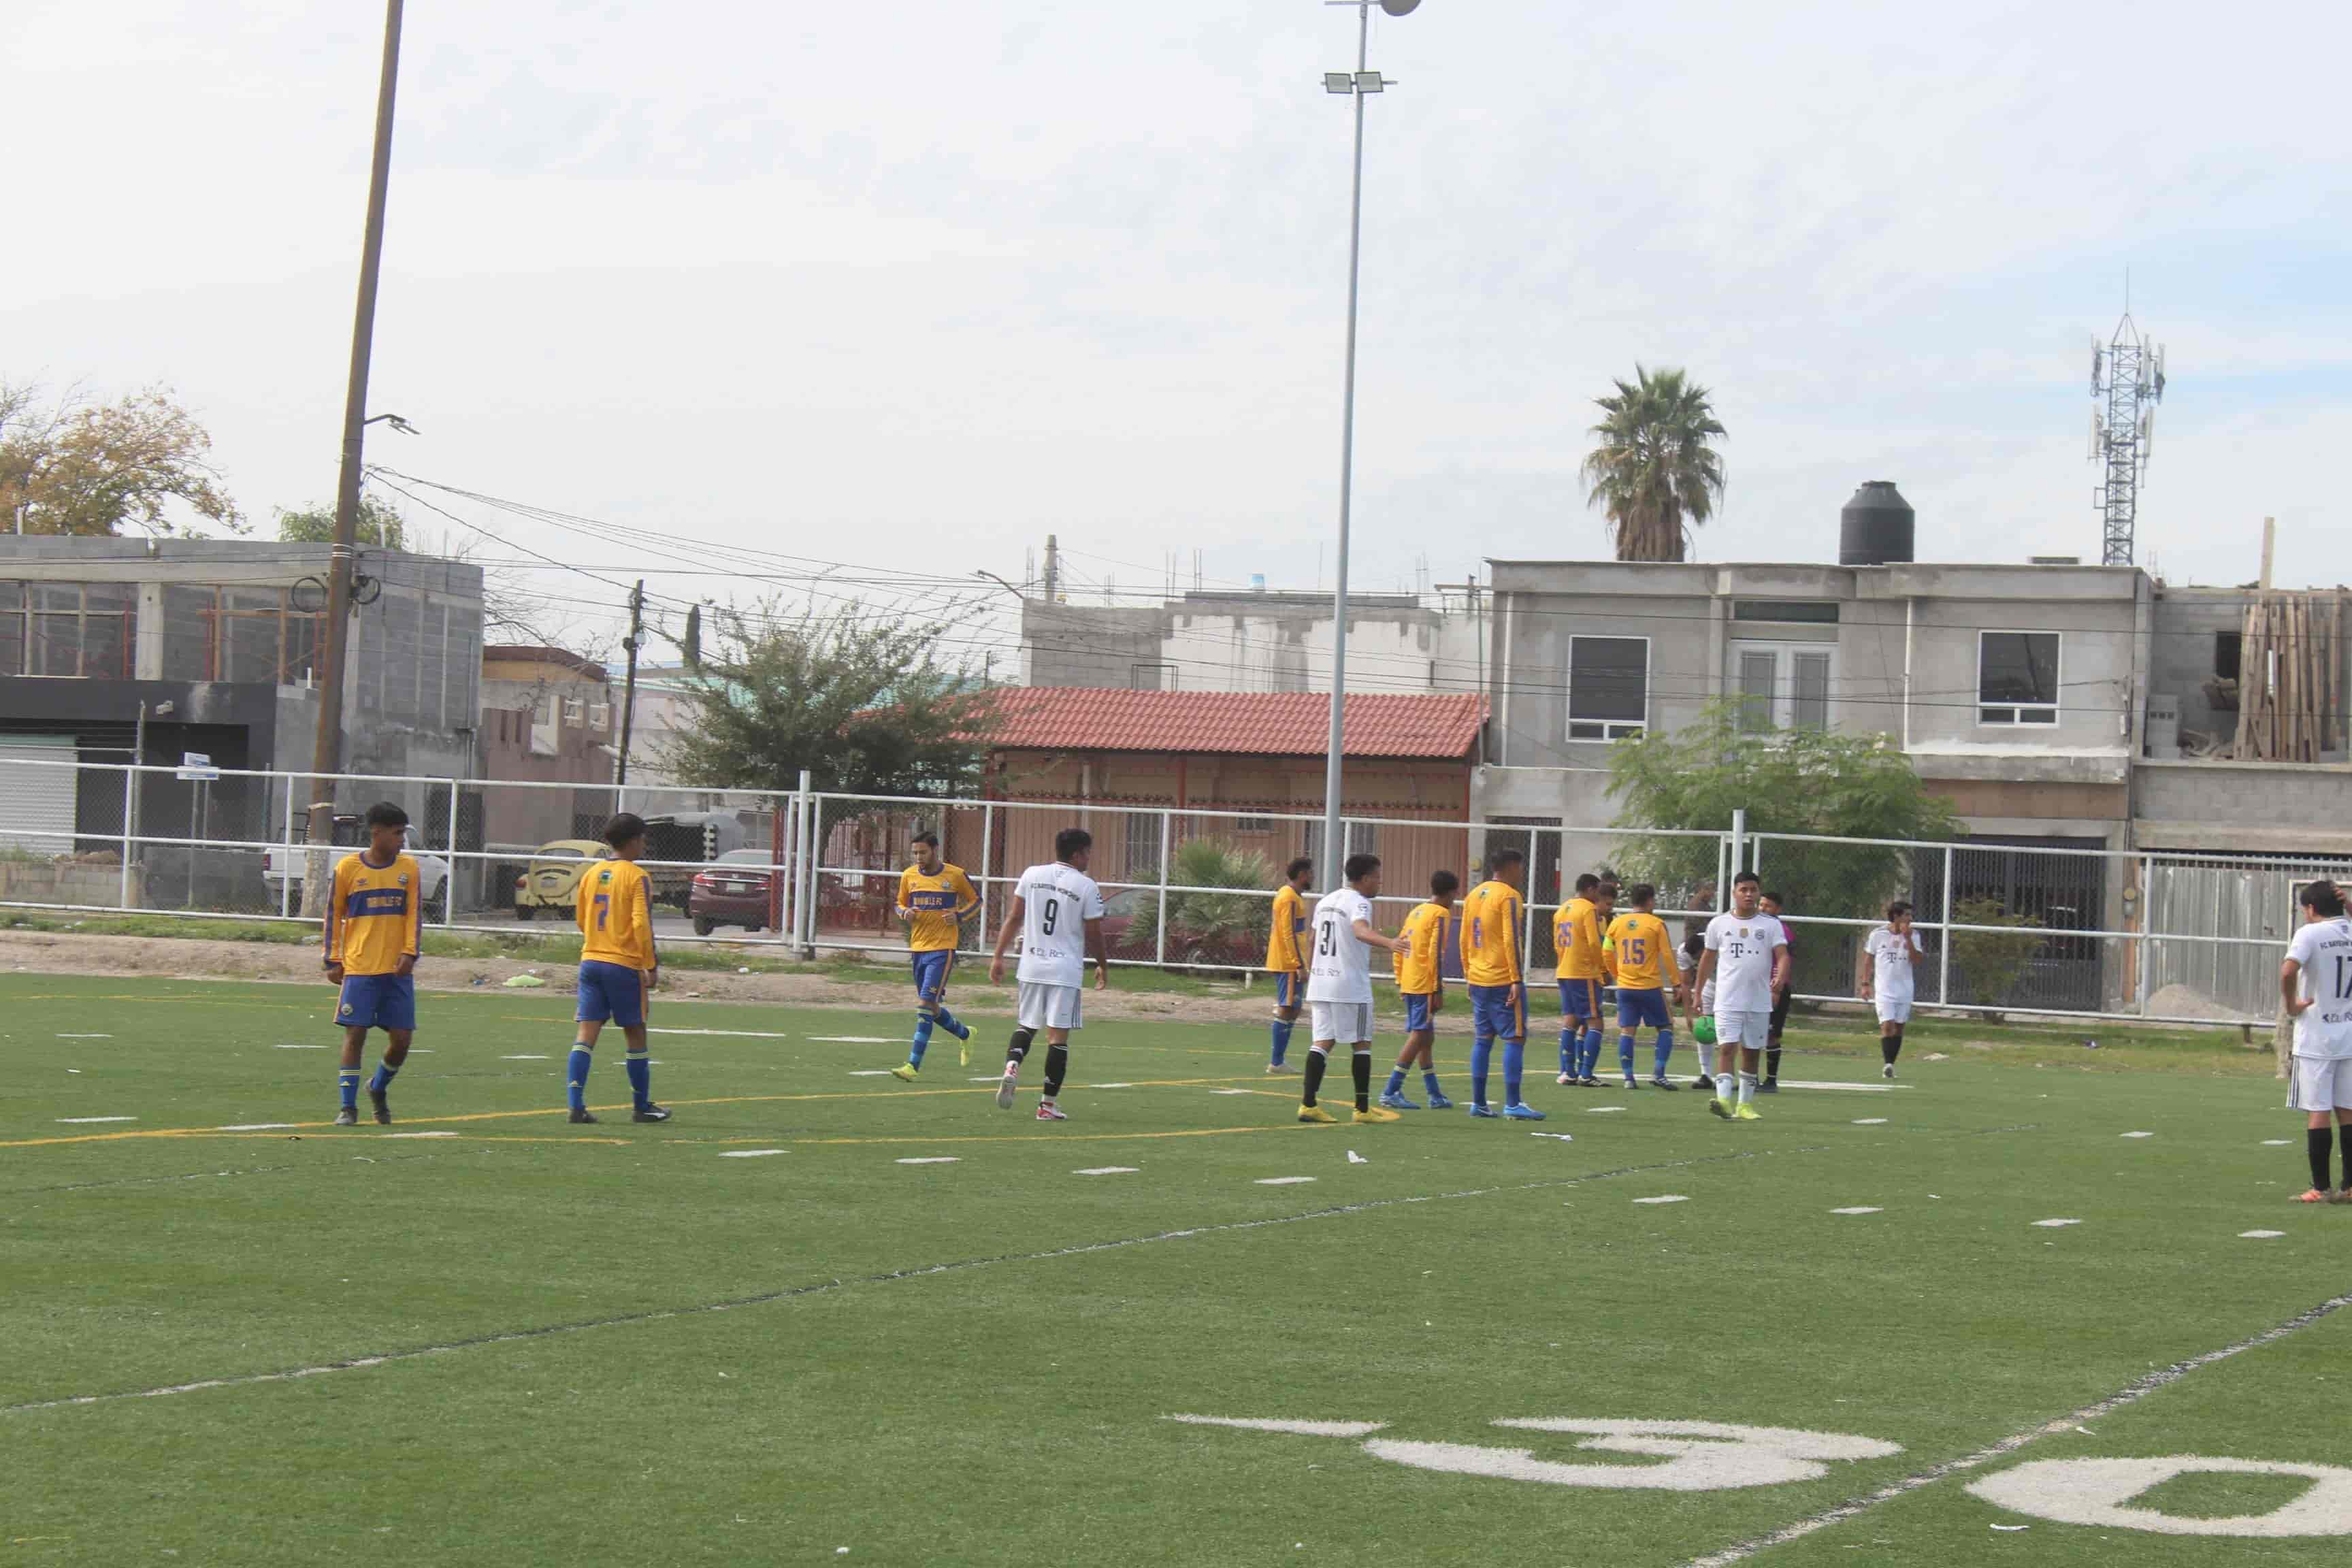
0, 737, 78, 854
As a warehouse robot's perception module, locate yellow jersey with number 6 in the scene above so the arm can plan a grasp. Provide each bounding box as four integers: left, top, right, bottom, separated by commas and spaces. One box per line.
1459, 879, 1523, 987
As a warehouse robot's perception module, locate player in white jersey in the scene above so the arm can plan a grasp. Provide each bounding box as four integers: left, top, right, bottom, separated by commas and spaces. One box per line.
2281, 878, 2352, 1203
987, 826, 1108, 1121
1297, 853, 1407, 1126
1691, 870, 1788, 1122
1857, 900, 1924, 1079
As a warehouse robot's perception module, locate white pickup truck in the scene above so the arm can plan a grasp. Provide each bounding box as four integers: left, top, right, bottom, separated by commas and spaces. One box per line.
263, 819, 451, 917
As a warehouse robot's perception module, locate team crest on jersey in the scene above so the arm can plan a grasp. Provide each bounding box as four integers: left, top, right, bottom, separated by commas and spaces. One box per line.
396, 872, 409, 887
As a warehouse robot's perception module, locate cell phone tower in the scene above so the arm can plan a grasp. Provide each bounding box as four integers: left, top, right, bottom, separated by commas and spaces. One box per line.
2089, 296, 2166, 566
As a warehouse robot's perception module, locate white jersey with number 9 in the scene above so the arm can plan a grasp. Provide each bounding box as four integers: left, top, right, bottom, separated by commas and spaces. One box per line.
1015, 861, 1105, 988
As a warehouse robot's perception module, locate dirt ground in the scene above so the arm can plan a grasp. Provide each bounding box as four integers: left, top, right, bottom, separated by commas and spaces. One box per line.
0, 930, 1279, 1025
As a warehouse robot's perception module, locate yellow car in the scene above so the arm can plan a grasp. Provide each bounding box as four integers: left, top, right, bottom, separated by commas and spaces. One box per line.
512, 840, 612, 918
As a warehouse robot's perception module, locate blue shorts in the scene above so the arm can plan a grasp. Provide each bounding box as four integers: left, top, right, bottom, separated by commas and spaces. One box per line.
1403, 992, 1436, 1034
1616, 987, 1671, 1032
911, 948, 954, 1003
336, 972, 415, 1033
1468, 982, 1524, 1043
1274, 971, 1305, 1009
1557, 977, 1603, 1025
576, 960, 647, 1029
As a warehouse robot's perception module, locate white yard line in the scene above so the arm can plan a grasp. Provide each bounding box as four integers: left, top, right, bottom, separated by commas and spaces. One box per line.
3, 1145, 1796, 1418
1681, 1286, 2352, 1567
647, 1028, 793, 1039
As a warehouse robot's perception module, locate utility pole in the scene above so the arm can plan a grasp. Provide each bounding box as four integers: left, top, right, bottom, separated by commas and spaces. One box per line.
615, 579, 644, 789
1042, 534, 1060, 602
302, 0, 404, 915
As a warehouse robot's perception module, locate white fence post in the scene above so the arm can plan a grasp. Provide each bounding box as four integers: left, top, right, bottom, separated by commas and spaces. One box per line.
1939, 843, 1955, 1006
117, 766, 135, 910
2135, 853, 2155, 1017
977, 800, 994, 955
1730, 808, 1747, 885
279, 774, 295, 919
1155, 808, 1173, 967
442, 778, 459, 926
796, 772, 817, 956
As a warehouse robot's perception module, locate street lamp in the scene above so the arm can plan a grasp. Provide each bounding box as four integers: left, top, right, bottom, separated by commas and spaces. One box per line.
1318, 0, 1418, 891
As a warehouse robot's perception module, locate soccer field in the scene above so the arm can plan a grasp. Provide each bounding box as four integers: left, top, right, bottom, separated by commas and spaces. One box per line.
4, 973, 2348, 1566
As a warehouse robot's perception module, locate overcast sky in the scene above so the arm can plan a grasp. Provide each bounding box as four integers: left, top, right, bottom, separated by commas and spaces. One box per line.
5, 0, 2346, 649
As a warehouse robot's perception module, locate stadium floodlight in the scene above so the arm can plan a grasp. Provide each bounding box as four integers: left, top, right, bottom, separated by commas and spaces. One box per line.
1316, 0, 1420, 892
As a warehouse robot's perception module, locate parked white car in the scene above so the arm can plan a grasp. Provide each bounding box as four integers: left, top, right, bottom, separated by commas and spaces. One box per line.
263, 819, 451, 916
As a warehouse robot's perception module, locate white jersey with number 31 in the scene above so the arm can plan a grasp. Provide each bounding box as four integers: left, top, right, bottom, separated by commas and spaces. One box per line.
1015, 861, 1105, 988
2289, 917, 2352, 1060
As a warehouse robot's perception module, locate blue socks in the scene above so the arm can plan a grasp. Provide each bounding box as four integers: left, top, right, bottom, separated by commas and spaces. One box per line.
910, 1011, 934, 1067
566, 1045, 593, 1112
1652, 1032, 1675, 1080
1270, 1017, 1294, 1067
935, 1007, 968, 1042
1384, 1066, 1407, 1098
1618, 1034, 1637, 1081
1422, 1069, 1443, 1098
1470, 1035, 1493, 1106
1558, 1028, 1576, 1076
338, 1070, 361, 1110
625, 1049, 651, 1110
367, 1060, 399, 1094
1580, 1027, 1603, 1078
1502, 1039, 1525, 1105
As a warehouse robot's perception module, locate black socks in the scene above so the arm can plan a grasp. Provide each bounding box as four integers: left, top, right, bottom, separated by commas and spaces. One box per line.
1301, 1048, 1330, 1107
1352, 1049, 1372, 1112
1007, 1027, 1036, 1066
2313, 1126, 2337, 1192
1880, 1027, 1903, 1066
1764, 1046, 1782, 1082
1044, 1045, 1068, 1099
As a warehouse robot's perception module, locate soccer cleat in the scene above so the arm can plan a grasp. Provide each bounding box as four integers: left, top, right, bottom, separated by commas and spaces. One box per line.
1734, 1103, 1763, 1121
1298, 1105, 1338, 1124
1757, 1080, 1780, 1095
996, 1065, 1020, 1110
889, 1064, 921, 1082
1354, 1105, 1402, 1125
2291, 1188, 2331, 1203
333, 1107, 358, 1126
366, 1086, 391, 1125
1650, 1077, 1680, 1092
1503, 1102, 1546, 1121
1882, 1064, 1897, 1080
1622, 1077, 1642, 1090
632, 1104, 672, 1123
1695, 1074, 1715, 1090
1556, 1072, 1576, 1086
1036, 1101, 1067, 1122
1266, 1061, 1301, 1075
1379, 1092, 1422, 1111
1577, 1075, 1601, 1088
1708, 1098, 1733, 1120
1425, 1089, 1455, 1110
1465, 1103, 1499, 1119
569, 1107, 599, 1125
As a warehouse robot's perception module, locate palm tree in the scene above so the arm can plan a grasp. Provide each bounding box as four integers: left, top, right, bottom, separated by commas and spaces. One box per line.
1580, 365, 1727, 561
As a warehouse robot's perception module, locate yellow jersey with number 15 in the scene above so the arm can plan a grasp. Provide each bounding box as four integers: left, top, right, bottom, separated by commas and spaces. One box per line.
1604, 911, 1673, 990
578, 858, 657, 970
1459, 879, 1523, 987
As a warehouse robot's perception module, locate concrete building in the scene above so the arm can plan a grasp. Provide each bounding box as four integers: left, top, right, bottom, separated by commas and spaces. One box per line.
1018, 588, 1484, 696
478, 645, 615, 853
0, 536, 483, 862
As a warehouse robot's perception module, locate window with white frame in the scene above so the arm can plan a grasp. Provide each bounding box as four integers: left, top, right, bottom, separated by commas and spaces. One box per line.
1731, 641, 1834, 733
1567, 636, 1648, 740
1978, 632, 2060, 725
1124, 811, 1163, 880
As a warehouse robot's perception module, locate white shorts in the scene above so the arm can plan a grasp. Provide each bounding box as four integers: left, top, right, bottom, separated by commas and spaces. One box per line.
1874, 994, 1914, 1025
1017, 982, 1083, 1032
1309, 1000, 1375, 1046
2288, 1055, 2352, 1113
1714, 1009, 1769, 1047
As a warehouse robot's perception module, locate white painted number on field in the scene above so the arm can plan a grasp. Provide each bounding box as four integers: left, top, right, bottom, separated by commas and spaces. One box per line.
896, 1157, 960, 1165
1167, 1416, 1899, 1493
1256, 1177, 1316, 1186
1074, 1166, 1139, 1176
1969, 1457, 2352, 1537
2031, 1218, 2082, 1228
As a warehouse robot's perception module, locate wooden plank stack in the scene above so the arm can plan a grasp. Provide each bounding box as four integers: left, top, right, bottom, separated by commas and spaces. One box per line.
2233, 591, 2346, 762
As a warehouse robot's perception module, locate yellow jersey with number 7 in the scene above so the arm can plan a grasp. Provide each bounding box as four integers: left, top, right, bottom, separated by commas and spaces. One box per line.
578, 859, 657, 969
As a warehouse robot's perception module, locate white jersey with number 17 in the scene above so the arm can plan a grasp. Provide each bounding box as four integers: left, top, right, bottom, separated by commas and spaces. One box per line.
2289, 917, 2352, 1060
1014, 861, 1105, 988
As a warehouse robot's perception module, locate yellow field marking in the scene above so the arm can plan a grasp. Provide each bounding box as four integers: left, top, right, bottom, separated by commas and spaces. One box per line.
0, 1077, 1266, 1149
723, 1124, 1298, 1147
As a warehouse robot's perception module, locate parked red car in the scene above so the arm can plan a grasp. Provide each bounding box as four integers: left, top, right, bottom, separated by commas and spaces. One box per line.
687, 849, 783, 936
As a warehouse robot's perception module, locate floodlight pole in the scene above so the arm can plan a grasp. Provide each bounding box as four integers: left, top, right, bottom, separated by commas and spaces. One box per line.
1320, 1, 1375, 892
304, 0, 404, 914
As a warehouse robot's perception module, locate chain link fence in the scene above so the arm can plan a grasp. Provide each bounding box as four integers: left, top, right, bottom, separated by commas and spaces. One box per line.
0, 750, 2325, 1031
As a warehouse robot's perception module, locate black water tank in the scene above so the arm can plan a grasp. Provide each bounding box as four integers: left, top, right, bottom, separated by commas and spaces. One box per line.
1839, 480, 1914, 566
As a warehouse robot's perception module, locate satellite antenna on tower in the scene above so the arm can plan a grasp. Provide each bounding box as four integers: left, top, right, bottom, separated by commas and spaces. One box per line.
2088, 295, 2166, 566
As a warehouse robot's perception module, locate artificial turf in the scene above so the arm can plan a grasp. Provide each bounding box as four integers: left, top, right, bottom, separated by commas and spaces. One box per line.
2, 973, 2347, 1565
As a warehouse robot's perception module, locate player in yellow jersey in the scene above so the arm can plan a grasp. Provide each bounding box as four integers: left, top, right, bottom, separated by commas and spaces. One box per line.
1603, 883, 1684, 1090
888, 830, 981, 1079
1553, 873, 1616, 1088
323, 802, 423, 1126
568, 813, 670, 1124
1458, 845, 1543, 1120
1379, 869, 1459, 1110
1263, 856, 1314, 1073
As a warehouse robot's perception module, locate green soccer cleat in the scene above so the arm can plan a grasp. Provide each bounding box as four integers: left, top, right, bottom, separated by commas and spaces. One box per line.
1734, 1103, 1763, 1121
889, 1064, 920, 1082
1707, 1098, 1732, 1120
